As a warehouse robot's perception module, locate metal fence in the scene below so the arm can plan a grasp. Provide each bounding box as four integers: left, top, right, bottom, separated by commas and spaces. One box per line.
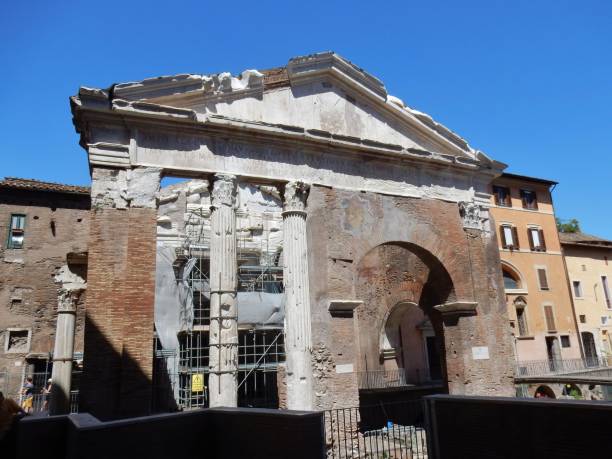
325, 400, 428, 458
357, 369, 440, 390
515, 356, 612, 378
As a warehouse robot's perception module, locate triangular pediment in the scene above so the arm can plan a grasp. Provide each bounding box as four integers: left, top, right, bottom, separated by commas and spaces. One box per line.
83, 53, 502, 166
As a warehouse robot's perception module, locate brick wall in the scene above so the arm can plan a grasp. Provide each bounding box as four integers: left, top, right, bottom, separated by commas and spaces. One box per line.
0, 189, 89, 398
307, 186, 515, 409
81, 207, 157, 419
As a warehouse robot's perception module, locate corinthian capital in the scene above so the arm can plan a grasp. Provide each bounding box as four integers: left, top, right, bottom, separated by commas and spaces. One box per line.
211, 174, 237, 209
283, 181, 310, 214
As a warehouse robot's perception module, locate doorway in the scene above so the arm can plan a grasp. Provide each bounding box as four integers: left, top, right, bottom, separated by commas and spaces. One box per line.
546, 336, 561, 371
581, 332, 598, 366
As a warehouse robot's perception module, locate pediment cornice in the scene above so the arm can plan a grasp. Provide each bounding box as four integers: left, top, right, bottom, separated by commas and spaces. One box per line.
71, 94, 506, 177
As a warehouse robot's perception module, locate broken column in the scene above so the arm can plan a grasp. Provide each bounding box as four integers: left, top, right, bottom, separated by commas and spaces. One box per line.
208, 174, 239, 407
282, 181, 313, 411
50, 265, 85, 415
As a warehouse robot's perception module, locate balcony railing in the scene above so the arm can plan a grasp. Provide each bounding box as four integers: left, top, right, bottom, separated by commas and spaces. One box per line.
515, 356, 612, 378
357, 368, 442, 390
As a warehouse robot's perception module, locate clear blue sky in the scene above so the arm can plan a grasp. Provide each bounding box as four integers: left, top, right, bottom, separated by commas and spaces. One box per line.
1, 1, 610, 237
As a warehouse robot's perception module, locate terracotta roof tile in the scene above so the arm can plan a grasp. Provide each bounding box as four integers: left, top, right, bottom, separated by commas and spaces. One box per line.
559, 231, 612, 247
0, 177, 90, 195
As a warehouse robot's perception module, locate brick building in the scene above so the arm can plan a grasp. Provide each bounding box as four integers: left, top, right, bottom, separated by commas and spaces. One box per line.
0, 178, 89, 403
69, 52, 516, 420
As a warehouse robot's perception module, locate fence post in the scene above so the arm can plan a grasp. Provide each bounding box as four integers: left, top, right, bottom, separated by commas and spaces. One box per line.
423, 396, 439, 459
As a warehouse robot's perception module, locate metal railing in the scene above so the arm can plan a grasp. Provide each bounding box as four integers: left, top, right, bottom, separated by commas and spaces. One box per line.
515, 356, 612, 378
357, 368, 441, 390
325, 400, 428, 458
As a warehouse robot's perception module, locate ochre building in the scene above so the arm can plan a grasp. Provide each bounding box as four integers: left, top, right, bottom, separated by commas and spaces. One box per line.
489, 173, 581, 365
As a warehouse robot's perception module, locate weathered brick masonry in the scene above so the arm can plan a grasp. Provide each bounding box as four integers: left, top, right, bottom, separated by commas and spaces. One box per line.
0, 183, 89, 398
308, 187, 515, 409
81, 207, 157, 419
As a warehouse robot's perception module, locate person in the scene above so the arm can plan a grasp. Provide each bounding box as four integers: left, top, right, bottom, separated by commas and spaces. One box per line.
0, 391, 24, 442
21, 376, 34, 413
42, 378, 52, 411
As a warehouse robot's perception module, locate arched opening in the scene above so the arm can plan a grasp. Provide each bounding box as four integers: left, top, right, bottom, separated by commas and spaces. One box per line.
534, 385, 556, 399
513, 296, 528, 337
502, 264, 522, 290
355, 242, 455, 393
380, 301, 442, 385
562, 384, 583, 399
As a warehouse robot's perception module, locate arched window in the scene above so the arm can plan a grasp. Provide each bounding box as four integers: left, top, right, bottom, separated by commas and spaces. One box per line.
514, 296, 528, 336
503, 268, 521, 290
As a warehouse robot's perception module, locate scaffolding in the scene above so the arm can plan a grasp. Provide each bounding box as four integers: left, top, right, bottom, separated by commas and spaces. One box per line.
153, 185, 286, 411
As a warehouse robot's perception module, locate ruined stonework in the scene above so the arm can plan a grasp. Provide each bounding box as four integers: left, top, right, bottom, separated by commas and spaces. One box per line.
71, 52, 516, 418
0, 179, 90, 400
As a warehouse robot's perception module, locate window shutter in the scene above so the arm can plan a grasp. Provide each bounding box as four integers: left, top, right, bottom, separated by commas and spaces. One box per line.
500, 225, 507, 248
539, 229, 546, 252
544, 305, 556, 331
528, 229, 535, 251
532, 192, 538, 210
521, 190, 527, 209
512, 226, 520, 250
538, 268, 549, 290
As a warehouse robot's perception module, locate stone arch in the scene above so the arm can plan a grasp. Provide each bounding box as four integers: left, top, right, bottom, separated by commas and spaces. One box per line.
355, 241, 456, 388
534, 385, 557, 399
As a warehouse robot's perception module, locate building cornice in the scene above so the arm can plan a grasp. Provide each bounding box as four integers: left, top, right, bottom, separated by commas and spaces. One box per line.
71, 95, 505, 181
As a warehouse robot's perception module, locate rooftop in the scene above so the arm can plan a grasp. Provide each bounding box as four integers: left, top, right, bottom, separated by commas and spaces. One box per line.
0, 177, 90, 196
559, 231, 612, 248
499, 172, 558, 186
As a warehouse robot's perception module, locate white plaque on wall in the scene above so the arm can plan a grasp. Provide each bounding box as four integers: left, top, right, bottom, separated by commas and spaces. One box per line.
335, 364, 354, 374
471, 346, 490, 360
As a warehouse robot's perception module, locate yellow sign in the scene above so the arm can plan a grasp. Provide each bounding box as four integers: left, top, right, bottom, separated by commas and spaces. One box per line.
191, 373, 205, 392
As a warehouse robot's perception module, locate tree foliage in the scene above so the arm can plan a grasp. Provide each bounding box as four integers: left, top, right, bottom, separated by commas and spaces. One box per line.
556, 218, 581, 233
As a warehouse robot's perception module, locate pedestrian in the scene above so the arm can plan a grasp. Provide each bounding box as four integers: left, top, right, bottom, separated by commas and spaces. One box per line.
42, 378, 52, 411
21, 376, 34, 413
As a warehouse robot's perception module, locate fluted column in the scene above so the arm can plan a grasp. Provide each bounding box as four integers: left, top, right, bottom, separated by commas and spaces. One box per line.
282, 181, 313, 410
50, 289, 82, 414
208, 174, 238, 407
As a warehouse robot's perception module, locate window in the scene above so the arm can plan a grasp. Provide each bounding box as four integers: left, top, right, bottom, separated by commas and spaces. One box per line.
527, 227, 546, 252
4, 328, 31, 353
537, 268, 549, 290
500, 224, 519, 250
573, 281, 583, 298
543, 305, 556, 332
493, 186, 511, 207
602, 276, 611, 309
560, 335, 571, 348
581, 264, 587, 272
601, 316, 609, 326
503, 269, 520, 290
520, 189, 538, 210
7, 214, 25, 249
514, 297, 528, 336
579, 314, 586, 324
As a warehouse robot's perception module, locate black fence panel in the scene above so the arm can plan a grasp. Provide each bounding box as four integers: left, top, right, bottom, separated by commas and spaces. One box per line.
11, 407, 325, 459
425, 395, 612, 459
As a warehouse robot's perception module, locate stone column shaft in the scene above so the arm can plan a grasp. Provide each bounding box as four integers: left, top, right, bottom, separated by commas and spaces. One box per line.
208, 174, 238, 407
282, 181, 313, 410
50, 291, 79, 415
